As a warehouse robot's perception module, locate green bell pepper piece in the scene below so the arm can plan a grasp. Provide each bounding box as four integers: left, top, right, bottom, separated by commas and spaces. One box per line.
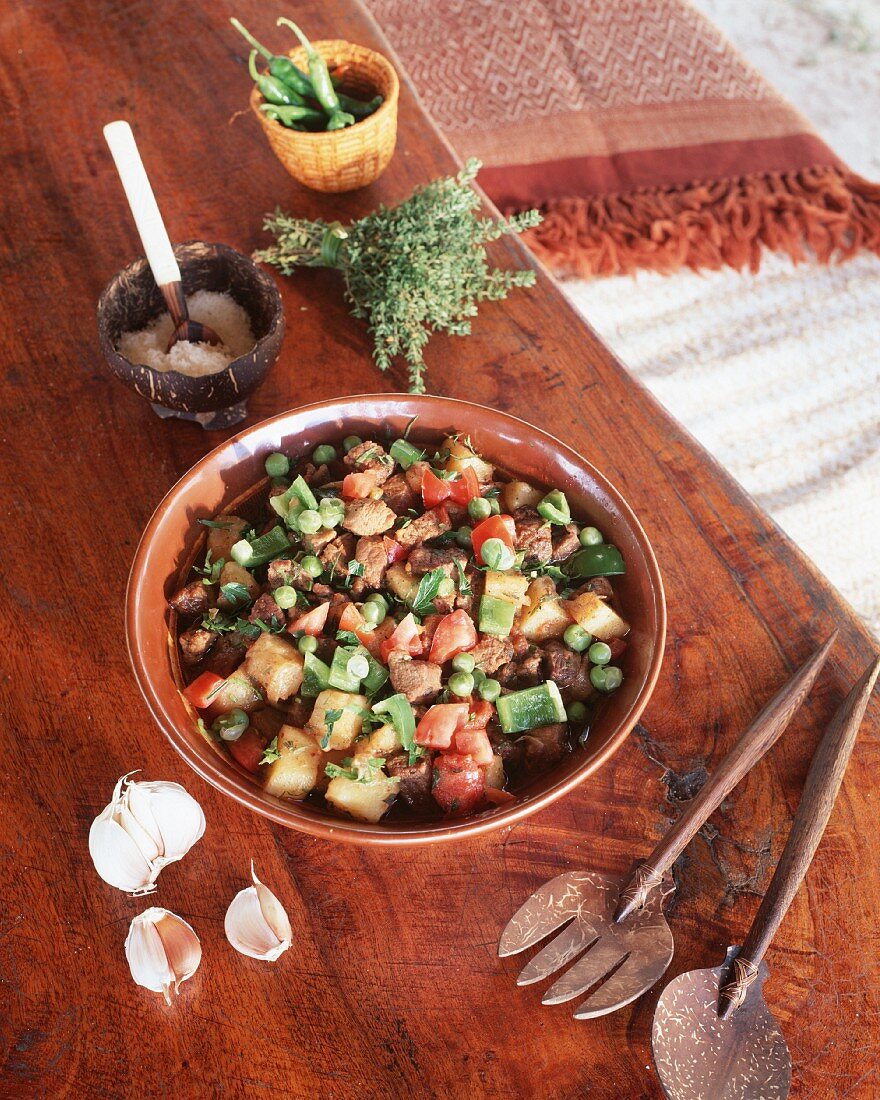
230, 525, 290, 568
566, 544, 626, 578
301, 652, 332, 698
328, 646, 363, 693
537, 490, 571, 526
479, 595, 517, 637
496, 681, 566, 735
372, 693, 417, 761
289, 475, 319, 511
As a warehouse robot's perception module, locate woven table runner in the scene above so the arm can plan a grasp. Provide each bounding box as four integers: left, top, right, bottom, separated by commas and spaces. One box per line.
366, 0, 880, 277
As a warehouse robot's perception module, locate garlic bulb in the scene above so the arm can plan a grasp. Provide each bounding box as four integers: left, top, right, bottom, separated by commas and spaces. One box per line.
89, 773, 205, 894
125, 907, 201, 1004
224, 863, 292, 961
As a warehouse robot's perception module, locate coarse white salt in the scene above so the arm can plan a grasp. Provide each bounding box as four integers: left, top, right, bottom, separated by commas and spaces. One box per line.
118, 290, 255, 377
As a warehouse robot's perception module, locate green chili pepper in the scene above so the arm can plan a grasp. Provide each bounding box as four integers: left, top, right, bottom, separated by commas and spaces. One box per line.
277, 18, 341, 112
537, 490, 571, 526
326, 110, 355, 131
335, 92, 383, 119
230, 18, 314, 97
478, 595, 517, 637
565, 543, 626, 579
249, 51, 308, 107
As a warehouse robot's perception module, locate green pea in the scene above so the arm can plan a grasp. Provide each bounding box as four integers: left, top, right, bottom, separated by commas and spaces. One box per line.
471, 667, 487, 685
603, 666, 623, 691
489, 498, 501, 515
448, 671, 475, 697
297, 634, 318, 655
361, 600, 385, 625
301, 555, 323, 578
343, 435, 362, 453
365, 592, 388, 611
589, 641, 612, 666
451, 652, 476, 674
481, 538, 506, 570
468, 497, 492, 521
214, 708, 250, 742
437, 576, 455, 599
455, 526, 473, 549
590, 665, 607, 691
580, 526, 603, 547
312, 444, 337, 465
298, 509, 322, 534
563, 624, 592, 653
479, 678, 501, 702
273, 585, 298, 610
265, 452, 290, 478
319, 496, 345, 527
566, 701, 587, 722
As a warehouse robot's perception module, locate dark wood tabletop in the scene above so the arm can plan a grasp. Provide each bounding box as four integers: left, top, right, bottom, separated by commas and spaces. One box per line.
2, 1, 878, 1097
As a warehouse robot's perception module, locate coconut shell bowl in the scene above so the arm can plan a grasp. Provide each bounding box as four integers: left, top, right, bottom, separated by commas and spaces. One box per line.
97, 240, 285, 430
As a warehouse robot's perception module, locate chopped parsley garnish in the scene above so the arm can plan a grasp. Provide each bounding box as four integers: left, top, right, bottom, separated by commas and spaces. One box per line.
336, 630, 361, 646
348, 559, 365, 577
259, 736, 280, 766
325, 756, 386, 783
320, 708, 345, 749
454, 559, 472, 597
219, 581, 253, 608
198, 518, 233, 529
410, 566, 447, 615
194, 550, 225, 585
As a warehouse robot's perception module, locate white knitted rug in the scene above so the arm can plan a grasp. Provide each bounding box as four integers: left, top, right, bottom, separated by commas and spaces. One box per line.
562, 0, 880, 637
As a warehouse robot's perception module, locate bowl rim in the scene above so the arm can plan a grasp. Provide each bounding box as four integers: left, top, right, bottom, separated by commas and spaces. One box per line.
96, 239, 285, 387
126, 394, 666, 845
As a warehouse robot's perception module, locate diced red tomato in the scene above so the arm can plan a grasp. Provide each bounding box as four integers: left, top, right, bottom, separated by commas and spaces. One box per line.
447, 466, 480, 505
461, 699, 495, 731
608, 637, 627, 661
428, 609, 477, 664
379, 612, 423, 661
484, 787, 517, 806
471, 514, 517, 565
287, 601, 329, 637
227, 728, 268, 774
421, 468, 451, 509
454, 727, 493, 765
341, 470, 380, 500
415, 703, 470, 749
383, 536, 408, 564
338, 603, 367, 632
183, 672, 226, 710
432, 752, 486, 815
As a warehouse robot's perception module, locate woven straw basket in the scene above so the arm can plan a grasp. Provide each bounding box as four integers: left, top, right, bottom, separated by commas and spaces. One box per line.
251, 39, 399, 193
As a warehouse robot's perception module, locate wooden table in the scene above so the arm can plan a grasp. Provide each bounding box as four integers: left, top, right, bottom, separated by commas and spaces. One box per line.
2, 2, 877, 1096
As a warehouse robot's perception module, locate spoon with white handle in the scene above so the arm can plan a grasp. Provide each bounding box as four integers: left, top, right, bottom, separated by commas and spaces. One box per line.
103, 120, 221, 351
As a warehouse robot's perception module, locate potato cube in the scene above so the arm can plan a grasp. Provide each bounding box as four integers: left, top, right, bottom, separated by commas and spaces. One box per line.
386, 563, 419, 604
262, 726, 323, 801
207, 515, 248, 563
208, 671, 263, 714
484, 570, 530, 606
217, 561, 261, 609
441, 436, 494, 482
501, 480, 543, 513
518, 578, 572, 641
242, 634, 304, 705
306, 689, 369, 750
356, 722, 401, 757
325, 773, 400, 823
564, 592, 629, 640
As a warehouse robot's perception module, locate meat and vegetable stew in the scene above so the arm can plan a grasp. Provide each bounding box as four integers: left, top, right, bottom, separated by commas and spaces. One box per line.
170, 431, 630, 823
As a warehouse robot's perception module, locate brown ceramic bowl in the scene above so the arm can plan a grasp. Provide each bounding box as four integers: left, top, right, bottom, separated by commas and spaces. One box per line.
126, 395, 666, 845
97, 240, 285, 430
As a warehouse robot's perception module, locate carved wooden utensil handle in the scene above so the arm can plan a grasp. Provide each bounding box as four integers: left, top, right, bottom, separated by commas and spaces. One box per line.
717, 655, 880, 1019
614, 633, 837, 923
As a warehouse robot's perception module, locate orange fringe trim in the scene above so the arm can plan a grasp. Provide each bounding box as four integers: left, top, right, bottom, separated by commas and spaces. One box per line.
519, 166, 880, 278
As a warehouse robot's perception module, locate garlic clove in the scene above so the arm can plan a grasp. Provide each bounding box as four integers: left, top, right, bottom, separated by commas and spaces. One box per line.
224, 863, 292, 961
88, 774, 205, 894
125, 908, 201, 1004
134, 781, 205, 866
88, 814, 156, 894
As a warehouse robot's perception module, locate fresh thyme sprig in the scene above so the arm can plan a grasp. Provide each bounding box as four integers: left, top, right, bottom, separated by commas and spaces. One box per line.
254, 159, 541, 393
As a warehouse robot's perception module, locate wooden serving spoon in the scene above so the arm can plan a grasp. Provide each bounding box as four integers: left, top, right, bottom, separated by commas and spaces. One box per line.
103, 120, 221, 352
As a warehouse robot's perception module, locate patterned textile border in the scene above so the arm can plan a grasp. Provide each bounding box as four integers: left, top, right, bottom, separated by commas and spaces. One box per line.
365, 0, 880, 277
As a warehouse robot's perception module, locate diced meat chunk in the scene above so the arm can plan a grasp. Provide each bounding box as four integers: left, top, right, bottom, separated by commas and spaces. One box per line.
395, 507, 450, 548
179, 626, 216, 666
572, 576, 615, 601
344, 440, 393, 483
302, 527, 337, 555
552, 524, 580, 561
404, 460, 430, 493
355, 536, 388, 589
248, 593, 286, 628
470, 636, 515, 675
565, 656, 596, 703
385, 753, 433, 809
204, 634, 247, 678
169, 580, 210, 618
498, 648, 544, 687
387, 652, 442, 704
302, 462, 330, 485
513, 509, 553, 564
267, 558, 311, 592
320, 534, 356, 574
343, 498, 396, 537
542, 640, 581, 689
407, 546, 468, 574
382, 473, 417, 514
520, 723, 568, 770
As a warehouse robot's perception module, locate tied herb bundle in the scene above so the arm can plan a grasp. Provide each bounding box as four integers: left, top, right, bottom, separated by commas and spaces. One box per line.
254, 159, 541, 392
